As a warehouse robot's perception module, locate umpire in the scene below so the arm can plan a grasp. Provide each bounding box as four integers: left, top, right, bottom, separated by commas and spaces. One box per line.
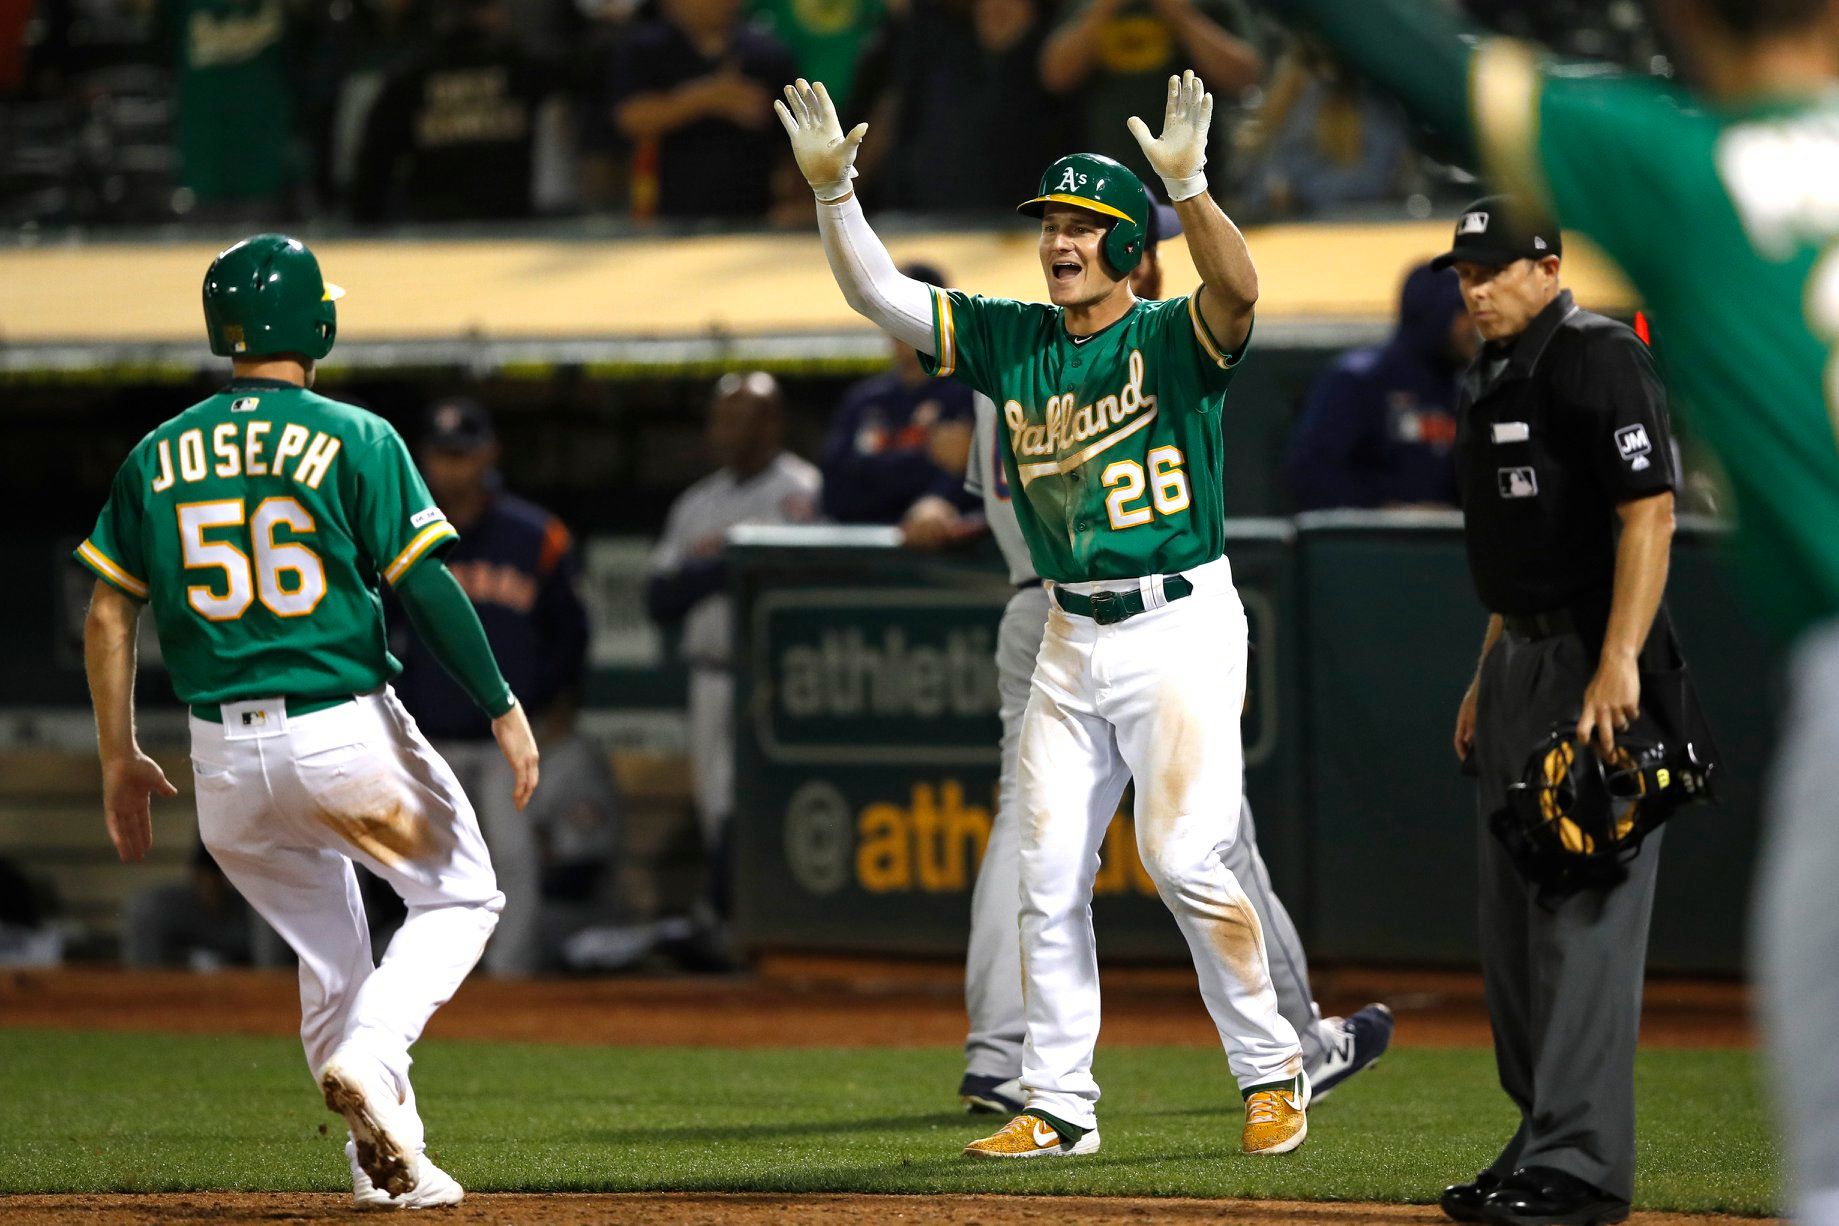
1438, 198, 1703, 1226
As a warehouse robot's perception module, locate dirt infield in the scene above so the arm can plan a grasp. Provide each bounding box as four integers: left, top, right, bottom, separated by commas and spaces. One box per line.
0, 958, 1754, 1049
0, 1193, 1776, 1224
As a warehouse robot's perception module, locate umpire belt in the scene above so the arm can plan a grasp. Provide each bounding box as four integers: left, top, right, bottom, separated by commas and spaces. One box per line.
1501, 607, 1578, 640
1053, 575, 1194, 626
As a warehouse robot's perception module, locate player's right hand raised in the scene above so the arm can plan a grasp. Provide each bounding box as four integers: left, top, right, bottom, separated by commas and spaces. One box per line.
774, 78, 867, 202
492, 700, 541, 812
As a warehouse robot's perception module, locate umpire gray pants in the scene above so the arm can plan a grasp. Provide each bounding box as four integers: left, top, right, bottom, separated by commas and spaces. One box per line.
1473, 628, 1663, 1202
964, 584, 1334, 1082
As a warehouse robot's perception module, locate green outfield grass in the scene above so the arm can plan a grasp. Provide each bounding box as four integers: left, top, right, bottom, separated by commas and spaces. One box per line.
0, 1029, 1777, 1214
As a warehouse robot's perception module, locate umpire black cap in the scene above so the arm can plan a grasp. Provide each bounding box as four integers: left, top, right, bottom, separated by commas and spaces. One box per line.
1431, 196, 1562, 270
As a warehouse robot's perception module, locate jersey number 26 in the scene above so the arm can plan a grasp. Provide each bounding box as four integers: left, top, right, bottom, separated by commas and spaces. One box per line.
1102, 446, 1191, 530
178, 497, 327, 621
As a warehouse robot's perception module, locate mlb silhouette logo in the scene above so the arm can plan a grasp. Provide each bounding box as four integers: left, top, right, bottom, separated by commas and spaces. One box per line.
1498, 467, 1539, 498
241, 709, 267, 727
1458, 211, 1490, 235
230, 397, 260, 413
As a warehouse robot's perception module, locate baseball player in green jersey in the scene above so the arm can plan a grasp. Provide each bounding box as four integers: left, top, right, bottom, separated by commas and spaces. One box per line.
78, 233, 539, 1210
1256, 0, 1839, 1221
778, 71, 1310, 1158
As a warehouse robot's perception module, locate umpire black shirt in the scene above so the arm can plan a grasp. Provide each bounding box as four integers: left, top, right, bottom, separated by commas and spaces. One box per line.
1454, 290, 1676, 616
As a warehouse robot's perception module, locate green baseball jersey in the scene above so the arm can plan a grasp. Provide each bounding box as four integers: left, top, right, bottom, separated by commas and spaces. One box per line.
76, 378, 458, 706
1472, 40, 1839, 642
921, 287, 1246, 582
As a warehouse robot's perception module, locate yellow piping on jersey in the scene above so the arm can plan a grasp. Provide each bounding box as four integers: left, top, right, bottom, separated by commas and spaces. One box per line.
383, 522, 458, 586
1016, 406, 1159, 488
77, 539, 150, 599
1017, 193, 1136, 223
1188, 294, 1229, 369
933, 288, 957, 378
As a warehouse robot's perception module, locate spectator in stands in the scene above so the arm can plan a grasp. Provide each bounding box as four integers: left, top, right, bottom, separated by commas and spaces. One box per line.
1038, 0, 1262, 188
393, 398, 606, 976
605, 0, 797, 220
820, 263, 980, 523
853, 0, 1066, 211
166, 0, 300, 215
749, 0, 885, 120
349, 0, 553, 222
1234, 42, 1412, 222
647, 373, 820, 917
1286, 262, 1476, 511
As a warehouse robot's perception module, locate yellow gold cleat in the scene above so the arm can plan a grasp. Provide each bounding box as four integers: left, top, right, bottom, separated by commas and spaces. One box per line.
1241, 1074, 1309, 1155
962, 1112, 1101, 1159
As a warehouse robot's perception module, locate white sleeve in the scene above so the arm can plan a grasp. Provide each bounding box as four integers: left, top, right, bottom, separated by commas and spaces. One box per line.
816, 193, 939, 355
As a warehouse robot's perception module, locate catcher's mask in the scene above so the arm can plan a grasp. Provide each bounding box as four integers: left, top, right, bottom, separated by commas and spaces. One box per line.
1490, 718, 1715, 902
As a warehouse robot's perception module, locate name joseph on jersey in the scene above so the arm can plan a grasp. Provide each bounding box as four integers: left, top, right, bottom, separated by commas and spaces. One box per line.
148, 418, 344, 492
1004, 349, 1157, 487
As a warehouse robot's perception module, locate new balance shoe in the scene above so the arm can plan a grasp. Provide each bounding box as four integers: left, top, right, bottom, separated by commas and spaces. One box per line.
1241, 1072, 1309, 1155
1309, 1003, 1394, 1102
963, 1112, 1100, 1158
319, 1048, 415, 1198
348, 1141, 464, 1210
959, 1073, 1025, 1115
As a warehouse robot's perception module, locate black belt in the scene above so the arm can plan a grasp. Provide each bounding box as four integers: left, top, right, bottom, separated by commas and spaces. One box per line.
1053, 575, 1194, 626
1502, 607, 1577, 640
1018, 578, 1043, 590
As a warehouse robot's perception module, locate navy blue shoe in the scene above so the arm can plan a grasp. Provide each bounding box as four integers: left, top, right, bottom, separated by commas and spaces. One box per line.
958, 1073, 1025, 1115
1309, 1003, 1394, 1101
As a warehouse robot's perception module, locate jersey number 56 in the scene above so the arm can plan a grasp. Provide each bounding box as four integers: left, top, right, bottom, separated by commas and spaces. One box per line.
178, 497, 327, 621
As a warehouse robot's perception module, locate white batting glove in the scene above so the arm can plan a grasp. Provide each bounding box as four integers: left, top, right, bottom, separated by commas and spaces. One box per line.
773, 78, 868, 202
1127, 70, 1212, 202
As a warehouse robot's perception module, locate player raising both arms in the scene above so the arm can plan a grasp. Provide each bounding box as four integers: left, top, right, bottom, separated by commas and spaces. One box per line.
1256, 0, 1839, 1221
778, 72, 1311, 1157
78, 234, 539, 1209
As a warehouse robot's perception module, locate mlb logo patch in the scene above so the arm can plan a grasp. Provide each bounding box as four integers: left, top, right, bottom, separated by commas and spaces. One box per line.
1458, 210, 1490, 235
241, 709, 267, 727
1498, 467, 1539, 499
230, 396, 260, 413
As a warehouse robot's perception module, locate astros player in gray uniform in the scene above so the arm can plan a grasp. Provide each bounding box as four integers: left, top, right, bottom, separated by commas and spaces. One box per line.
78, 234, 540, 1209
953, 197, 1393, 1118
780, 70, 1312, 1156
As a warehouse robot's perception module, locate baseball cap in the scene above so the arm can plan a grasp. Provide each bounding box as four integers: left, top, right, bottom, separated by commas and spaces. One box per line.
1430, 196, 1562, 271
424, 397, 496, 452
1142, 185, 1183, 250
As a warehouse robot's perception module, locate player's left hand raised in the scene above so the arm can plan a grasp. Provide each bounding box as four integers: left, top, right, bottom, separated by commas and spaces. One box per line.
774, 78, 868, 202
1128, 69, 1212, 201
102, 752, 177, 863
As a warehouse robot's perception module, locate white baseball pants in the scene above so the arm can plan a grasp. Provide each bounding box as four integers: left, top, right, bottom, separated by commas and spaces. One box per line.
965, 585, 1340, 1085
1017, 554, 1302, 1130
190, 688, 503, 1123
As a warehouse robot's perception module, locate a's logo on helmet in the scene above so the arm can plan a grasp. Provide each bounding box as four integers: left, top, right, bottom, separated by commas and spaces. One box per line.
1056, 167, 1087, 192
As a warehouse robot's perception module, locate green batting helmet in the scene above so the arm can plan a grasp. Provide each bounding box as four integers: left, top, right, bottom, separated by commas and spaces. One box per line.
203, 233, 343, 360
1017, 153, 1151, 277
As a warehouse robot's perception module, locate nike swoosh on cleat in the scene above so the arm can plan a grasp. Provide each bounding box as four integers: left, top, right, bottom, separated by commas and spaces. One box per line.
1032, 1122, 1059, 1147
